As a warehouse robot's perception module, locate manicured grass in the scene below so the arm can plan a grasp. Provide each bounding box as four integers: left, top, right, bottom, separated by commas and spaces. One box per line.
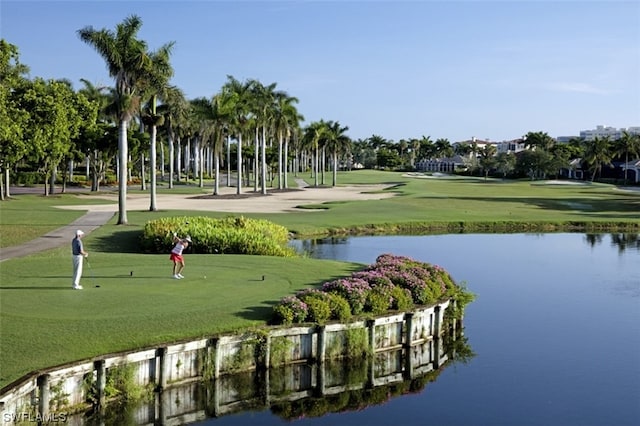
0, 247, 361, 389
1, 170, 638, 389
0, 193, 116, 247
251, 172, 640, 235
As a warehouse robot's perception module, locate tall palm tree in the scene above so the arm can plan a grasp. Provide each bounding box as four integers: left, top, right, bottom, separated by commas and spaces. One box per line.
615, 131, 640, 184
157, 86, 188, 189
219, 76, 252, 194
272, 92, 301, 189
139, 45, 174, 210
303, 121, 326, 187
78, 15, 172, 224
323, 121, 350, 186
582, 136, 614, 182
250, 80, 281, 194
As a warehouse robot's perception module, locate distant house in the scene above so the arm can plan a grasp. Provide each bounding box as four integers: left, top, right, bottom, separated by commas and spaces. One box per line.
416, 155, 467, 172
621, 159, 640, 183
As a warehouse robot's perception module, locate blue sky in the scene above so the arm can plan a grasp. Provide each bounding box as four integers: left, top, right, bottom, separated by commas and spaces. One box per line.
2, 0, 639, 142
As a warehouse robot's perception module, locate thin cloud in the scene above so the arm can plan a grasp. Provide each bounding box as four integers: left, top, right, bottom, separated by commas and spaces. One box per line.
548, 82, 613, 95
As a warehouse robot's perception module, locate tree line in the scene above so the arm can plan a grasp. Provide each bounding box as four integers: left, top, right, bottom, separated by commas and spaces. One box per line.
2, 15, 639, 225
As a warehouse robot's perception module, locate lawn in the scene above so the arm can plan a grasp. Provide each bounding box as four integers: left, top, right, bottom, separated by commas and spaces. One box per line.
0, 170, 638, 390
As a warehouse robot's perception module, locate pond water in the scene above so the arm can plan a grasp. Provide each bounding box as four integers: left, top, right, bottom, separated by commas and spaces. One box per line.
191, 233, 639, 426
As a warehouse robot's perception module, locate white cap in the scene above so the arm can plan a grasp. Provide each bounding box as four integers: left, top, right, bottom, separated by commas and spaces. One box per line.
76, 230, 85, 236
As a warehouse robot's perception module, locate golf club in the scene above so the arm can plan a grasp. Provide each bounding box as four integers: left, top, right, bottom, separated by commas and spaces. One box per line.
85, 257, 99, 287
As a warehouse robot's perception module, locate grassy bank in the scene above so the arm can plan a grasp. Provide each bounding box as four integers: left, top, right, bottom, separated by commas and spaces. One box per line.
1, 171, 638, 389
0, 248, 361, 389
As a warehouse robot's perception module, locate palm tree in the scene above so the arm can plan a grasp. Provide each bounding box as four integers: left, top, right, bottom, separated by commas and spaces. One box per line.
582, 136, 614, 182
303, 121, 326, 187
272, 92, 301, 189
219, 76, 252, 195
78, 15, 172, 224
615, 131, 640, 184
139, 45, 174, 210
323, 121, 350, 186
157, 86, 188, 189
524, 131, 555, 151
210, 93, 231, 195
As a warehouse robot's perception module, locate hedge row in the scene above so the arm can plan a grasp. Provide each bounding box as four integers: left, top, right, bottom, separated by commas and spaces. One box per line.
141, 216, 297, 257
272, 253, 474, 325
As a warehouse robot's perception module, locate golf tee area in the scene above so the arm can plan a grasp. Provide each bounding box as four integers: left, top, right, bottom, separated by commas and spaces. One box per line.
1, 171, 639, 390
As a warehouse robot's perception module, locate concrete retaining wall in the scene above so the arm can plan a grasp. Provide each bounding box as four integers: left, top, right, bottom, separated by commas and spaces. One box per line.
0, 300, 453, 424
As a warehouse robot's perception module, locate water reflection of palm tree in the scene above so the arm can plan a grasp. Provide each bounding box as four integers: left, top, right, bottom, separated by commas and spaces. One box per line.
610, 233, 640, 254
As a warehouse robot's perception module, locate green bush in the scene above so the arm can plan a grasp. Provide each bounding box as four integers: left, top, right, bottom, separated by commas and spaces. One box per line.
14, 171, 43, 186
325, 293, 352, 321
391, 286, 414, 311
272, 254, 474, 325
272, 296, 308, 325
298, 290, 332, 324
365, 287, 392, 315
141, 215, 296, 257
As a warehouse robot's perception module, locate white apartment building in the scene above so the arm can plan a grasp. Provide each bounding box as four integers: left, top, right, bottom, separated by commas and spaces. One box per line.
579, 125, 640, 141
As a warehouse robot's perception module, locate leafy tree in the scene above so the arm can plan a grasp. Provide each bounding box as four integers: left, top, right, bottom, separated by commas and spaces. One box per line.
21, 78, 93, 195
0, 40, 30, 199
494, 152, 516, 179
376, 147, 401, 169
478, 145, 497, 180
515, 149, 554, 180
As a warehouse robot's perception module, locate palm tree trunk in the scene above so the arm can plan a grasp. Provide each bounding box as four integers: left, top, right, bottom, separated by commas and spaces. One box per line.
283, 137, 289, 189
176, 137, 182, 182
332, 150, 338, 186
199, 145, 204, 188
278, 131, 284, 190
149, 124, 158, 211
226, 135, 231, 187
169, 134, 174, 189
237, 134, 243, 195
261, 126, 267, 195
213, 150, 220, 195
140, 153, 145, 191
254, 127, 259, 192
117, 120, 129, 225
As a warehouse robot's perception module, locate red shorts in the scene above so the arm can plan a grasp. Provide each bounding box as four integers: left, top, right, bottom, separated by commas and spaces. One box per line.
170, 253, 184, 263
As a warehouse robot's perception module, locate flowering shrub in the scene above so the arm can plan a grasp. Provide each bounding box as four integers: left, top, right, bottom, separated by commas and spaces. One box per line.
297, 289, 332, 324
272, 253, 473, 325
272, 296, 308, 325
322, 278, 371, 315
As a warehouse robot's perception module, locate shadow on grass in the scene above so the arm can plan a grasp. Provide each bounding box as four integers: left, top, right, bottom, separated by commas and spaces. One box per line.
0, 287, 70, 290
237, 302, 278, 322
423, 194, 640, 215
92, 228, 143, 253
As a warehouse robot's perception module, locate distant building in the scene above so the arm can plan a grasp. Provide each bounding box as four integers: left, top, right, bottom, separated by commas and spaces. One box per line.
556, 136, 579, 143
496, 138, 527, 154
579, 125, 640, 141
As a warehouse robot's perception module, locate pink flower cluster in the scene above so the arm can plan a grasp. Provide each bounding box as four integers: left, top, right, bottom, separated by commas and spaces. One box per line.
273, 253, 458, 325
